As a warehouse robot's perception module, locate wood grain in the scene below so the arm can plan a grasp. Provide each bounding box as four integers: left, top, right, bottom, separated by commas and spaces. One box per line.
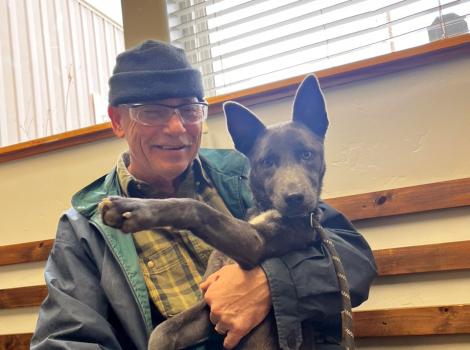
0, 285, 47, 309
0, 240, 53, 266
0, 122, 114, 163
0, 334, 31, 350
325, 177, 470, 221
353, 304, 470, 337
375, 240, 470, 276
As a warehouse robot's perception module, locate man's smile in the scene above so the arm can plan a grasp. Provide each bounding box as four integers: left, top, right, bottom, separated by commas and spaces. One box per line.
153, 144, 190, 151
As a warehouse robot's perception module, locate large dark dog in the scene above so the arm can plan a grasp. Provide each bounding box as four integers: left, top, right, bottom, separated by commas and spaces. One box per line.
100, 75, 349, 349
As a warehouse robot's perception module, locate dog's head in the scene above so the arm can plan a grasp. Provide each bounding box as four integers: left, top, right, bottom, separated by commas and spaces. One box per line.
224, 75, 328, 218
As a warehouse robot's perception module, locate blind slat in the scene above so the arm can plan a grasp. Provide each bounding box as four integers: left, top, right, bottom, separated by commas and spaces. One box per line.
167, 0, 220, 17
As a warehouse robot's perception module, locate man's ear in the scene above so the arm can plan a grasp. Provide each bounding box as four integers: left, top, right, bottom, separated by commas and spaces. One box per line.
108, 106, 126, 138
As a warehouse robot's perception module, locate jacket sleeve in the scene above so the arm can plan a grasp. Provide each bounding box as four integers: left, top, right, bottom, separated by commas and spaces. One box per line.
30, 214, 124, 350
261, 202, 377, 350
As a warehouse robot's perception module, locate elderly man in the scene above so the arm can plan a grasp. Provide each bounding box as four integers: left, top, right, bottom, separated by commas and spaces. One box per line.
31, 40, 376, 350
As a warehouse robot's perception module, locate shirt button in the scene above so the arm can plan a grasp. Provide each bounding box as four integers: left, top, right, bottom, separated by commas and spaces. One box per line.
147, 261, 155, 268
287, 331, 297, 349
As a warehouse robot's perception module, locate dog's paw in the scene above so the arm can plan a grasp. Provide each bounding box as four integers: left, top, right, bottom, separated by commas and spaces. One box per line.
99, 196, 155, 233
248, 209, 282, 227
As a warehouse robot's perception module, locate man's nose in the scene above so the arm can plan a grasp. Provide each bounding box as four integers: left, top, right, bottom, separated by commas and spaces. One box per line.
164, 112, 186, 134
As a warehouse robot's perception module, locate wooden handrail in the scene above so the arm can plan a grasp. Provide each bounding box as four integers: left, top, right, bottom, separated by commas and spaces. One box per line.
0, 123, 115, 164
0, 240, 53, 267
2, 304, 469, 349
2, 239, 470, 309
374, 240, 470, 276
1, 35, 469, 164
353, 304, 470, 337
325, 177, 470, 221
0, 334, 31, 350
0, 286, 48, 309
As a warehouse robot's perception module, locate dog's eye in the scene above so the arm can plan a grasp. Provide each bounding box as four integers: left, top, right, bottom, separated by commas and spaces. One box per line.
301, 151, 313, 160
261, 158, 274, 168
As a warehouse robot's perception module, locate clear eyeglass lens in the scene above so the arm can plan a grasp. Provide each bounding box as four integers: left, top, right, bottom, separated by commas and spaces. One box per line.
132, 103, 207, 126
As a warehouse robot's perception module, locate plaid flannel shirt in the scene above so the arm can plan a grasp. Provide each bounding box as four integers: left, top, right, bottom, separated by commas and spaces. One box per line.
116, 153, 231, 318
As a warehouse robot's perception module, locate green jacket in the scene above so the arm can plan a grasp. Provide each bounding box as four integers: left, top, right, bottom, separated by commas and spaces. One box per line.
31, 148, 376, 350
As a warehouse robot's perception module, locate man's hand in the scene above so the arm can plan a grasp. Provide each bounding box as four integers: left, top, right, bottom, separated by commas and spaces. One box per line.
200, 264, 271, 349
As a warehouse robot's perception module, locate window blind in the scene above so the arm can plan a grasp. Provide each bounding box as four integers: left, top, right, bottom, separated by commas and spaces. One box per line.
166, 0, 470, 97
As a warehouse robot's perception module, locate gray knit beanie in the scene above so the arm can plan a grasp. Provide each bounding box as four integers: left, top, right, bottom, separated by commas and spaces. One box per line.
108, 40, 204, 106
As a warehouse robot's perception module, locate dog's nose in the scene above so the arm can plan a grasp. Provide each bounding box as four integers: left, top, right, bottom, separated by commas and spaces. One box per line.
285, 193, 305, 207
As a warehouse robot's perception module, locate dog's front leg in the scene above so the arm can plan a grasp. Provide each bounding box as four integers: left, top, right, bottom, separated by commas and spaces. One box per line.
100, 196, 267, 268
100, 196, 199, 233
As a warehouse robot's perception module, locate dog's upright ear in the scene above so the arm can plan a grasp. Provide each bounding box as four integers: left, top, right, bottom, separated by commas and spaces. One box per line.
292, 75, 328, 139
224, 101, 266, 156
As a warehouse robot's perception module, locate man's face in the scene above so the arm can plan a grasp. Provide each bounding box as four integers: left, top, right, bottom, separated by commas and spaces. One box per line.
109, 97, 203, 185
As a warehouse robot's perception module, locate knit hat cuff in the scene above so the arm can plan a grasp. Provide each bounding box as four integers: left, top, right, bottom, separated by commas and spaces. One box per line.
109, 69, 204, 106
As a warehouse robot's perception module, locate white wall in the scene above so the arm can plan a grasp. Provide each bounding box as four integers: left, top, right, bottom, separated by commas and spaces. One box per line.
0, 55, 469, 348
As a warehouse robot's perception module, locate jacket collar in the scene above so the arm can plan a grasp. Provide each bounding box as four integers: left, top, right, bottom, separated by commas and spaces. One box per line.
198, 148, 252, 219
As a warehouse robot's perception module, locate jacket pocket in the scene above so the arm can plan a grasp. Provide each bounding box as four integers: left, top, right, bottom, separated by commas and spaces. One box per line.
282, 244, 326, 269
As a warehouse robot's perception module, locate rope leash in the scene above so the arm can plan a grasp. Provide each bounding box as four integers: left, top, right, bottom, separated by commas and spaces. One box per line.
310, 213, 355, 350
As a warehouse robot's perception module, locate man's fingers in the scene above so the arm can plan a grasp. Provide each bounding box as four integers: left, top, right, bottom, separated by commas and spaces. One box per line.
223, 331, 242, 349
214, 323, 228, 336
200, 272, 219, 293
201, 265, 270, 348
209, 311, 220, 325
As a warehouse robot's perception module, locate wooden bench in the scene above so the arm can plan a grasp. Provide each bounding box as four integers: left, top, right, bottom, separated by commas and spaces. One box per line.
1, 177, 469, 350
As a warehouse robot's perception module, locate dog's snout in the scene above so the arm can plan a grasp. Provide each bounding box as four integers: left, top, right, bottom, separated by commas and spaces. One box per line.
285, 193, 305, 207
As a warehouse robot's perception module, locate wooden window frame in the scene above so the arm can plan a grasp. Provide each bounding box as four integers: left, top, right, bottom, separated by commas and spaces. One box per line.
1, 34, 469, 164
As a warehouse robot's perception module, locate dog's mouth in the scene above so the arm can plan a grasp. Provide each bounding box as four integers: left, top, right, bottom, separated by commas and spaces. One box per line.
273, 194, 318, 219
278, 203, 317, 219
284, 211, 311, 218
282, 209, 312, 219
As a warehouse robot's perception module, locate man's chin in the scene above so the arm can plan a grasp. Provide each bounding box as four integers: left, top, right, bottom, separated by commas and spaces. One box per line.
151, 161, 193, 181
